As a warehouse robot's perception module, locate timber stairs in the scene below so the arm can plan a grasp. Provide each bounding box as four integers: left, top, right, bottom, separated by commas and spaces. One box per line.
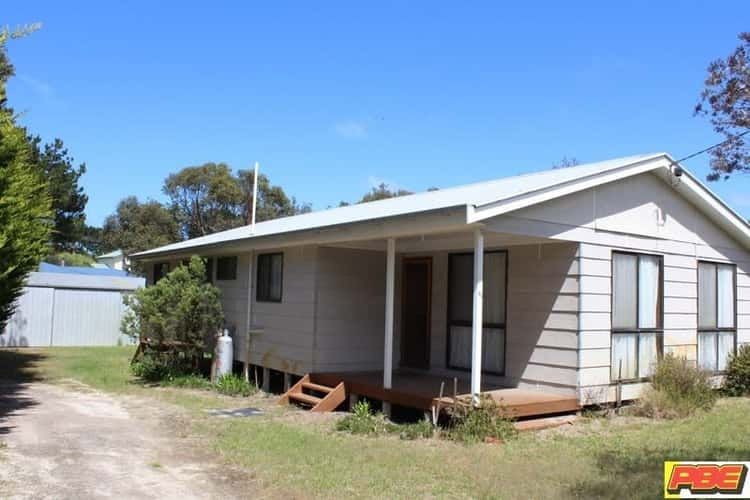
278, 374, 346, 412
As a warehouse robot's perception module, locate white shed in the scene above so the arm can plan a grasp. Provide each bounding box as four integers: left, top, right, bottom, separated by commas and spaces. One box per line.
1, 267, 145, 347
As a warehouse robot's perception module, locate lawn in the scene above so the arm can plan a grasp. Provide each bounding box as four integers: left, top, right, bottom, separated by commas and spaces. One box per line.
2, 346, 750, 499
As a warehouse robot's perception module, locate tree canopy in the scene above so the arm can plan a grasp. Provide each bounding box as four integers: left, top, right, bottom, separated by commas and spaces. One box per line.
358, 183, 412, 203
236, 169, 310, 224
0, 26, 52, 330
696, 32, 750, 180
163, 162, 242, 238
101, 196, 181, 261
163, 162, 309, 239
552, 157, 581, 169
28, 136, 88, 251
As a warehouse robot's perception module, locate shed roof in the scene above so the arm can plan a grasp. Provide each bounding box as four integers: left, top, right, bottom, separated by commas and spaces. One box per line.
39, 262, 130, 277
96, 249, 124, 259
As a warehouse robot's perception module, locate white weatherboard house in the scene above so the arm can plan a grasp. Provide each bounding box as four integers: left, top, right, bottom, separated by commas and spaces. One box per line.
133, 153, 750, 417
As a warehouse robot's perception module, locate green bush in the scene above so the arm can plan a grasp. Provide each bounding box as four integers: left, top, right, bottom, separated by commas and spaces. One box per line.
336, 400, 394, 435
123, 256, 223, 381
336, 401, 436, 440
397, 419, 434, 440
445, 395, 516, 444
724, 344, 750, 396
45, 251, 95, 267
0, 43, 52, 332
215, 373, 257, 397
163, 374, 214, 390
634, 354, 717, 419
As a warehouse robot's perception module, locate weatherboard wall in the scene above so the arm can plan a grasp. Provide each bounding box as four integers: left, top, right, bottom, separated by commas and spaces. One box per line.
494, 171, 750, 403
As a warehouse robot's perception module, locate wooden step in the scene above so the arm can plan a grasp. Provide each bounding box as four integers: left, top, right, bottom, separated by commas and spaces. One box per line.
278, 374, 347, 412
302, 381, 333, 394
288, 391, 322, 406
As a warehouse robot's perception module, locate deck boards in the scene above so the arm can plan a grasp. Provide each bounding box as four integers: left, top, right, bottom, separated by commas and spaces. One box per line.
311, 370, 579, 418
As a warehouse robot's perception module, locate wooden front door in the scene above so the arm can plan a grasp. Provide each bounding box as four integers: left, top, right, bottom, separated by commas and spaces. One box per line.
400, 257, 432, 369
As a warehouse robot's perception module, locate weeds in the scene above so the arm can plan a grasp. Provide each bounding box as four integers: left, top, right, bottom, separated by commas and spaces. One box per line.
215, 373, 257, 397
724, 344, 750, 396
162, 374, 213, 390
336, 400, 393, 435
634, 354, 717, 419
336, 401, 435, 439
397, 419, 434, 440
444, 395, 516, 444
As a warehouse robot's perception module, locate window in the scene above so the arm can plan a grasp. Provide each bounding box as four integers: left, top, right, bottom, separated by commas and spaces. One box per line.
153, 262, 169, 283
698, 262, 736, 372
216, 256, 238, 281
257, 253, 283, 302
447, 250, 506, 374
611, 252, 663, 380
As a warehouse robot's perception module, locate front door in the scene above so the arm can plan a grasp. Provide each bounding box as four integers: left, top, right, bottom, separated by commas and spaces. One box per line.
400, 257, 432, 369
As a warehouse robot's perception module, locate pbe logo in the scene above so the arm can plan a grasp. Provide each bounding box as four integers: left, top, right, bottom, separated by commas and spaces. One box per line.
664, 462, 748, 498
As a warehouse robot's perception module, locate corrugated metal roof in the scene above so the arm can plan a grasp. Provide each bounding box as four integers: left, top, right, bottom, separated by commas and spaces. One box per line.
133, 153, 665, 257
27, 271, 145, 292
39, 262, 129, 277
96, 249, 123, 259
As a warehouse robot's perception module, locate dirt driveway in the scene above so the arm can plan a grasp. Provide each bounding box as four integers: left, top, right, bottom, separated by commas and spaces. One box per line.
0, 381, 258, 499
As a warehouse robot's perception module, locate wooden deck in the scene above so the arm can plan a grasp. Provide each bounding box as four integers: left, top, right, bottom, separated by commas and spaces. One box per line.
311, 370, 579, 418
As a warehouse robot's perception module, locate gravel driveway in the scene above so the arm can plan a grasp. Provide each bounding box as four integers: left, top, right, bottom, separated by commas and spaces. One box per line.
0, 381, 257, 499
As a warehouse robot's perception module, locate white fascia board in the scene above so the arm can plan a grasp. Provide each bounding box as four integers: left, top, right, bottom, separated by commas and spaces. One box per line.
669, 168, 750, 249
133, 207, 469, 262
467, 155, 673, 224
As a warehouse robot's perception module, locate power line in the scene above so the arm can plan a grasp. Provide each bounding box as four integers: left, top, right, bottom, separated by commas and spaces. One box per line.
676, 130, 750, 163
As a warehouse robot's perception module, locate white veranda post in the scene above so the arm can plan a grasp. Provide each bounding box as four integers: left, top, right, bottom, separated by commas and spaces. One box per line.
471, 228, 484, 403
383, 238, 396, 389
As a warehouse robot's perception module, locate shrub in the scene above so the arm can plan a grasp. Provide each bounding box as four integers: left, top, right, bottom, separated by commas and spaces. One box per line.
724, 344, 750, 396
397, 419, 434, 440
634, 354, 717, 419
123, 256, 223, 381
215, 373, 257, 397
45, 252, 95, 267
336, 400, 393, 435
445, 395, 516, 444
163, 374, 214, 390
131, 353, 193, 382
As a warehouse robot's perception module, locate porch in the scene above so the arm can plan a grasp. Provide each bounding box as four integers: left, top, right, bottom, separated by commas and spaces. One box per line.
263, 226, 584, 417
311, 370, 579, 418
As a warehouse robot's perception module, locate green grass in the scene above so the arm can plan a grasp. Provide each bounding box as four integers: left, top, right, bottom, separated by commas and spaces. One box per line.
3, 347, 750, 499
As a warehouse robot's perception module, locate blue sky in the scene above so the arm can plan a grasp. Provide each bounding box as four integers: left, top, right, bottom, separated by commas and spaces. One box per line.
5, 1, 750, 225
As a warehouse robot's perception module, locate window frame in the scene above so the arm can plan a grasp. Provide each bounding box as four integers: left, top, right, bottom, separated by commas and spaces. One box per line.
445, 249, 508, 376
610, 251, 665, 382
256, 252, 283, 303
697, 261, 737, 374
216, 256, 238, 281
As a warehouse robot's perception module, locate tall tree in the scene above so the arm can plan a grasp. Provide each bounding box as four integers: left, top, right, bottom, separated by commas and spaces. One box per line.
696, 32, 750, 180
359, 182, 412, 203
163, 162, 243, 238
101, 197, 180, 266
28, 136, 88, 250
0, 25, 52, 330
236, 169, 310, 224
